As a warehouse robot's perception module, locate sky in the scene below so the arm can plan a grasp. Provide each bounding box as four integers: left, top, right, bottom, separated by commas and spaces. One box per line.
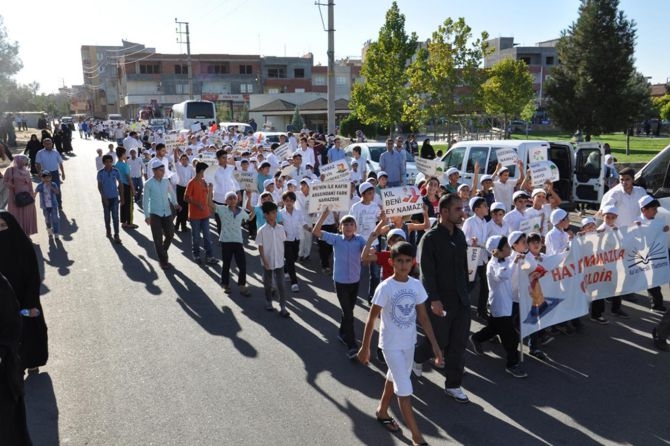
2, 0, 668, 94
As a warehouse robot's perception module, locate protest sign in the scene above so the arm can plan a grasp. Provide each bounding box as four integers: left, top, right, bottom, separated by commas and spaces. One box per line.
496, 148, 519, 166
198, 152, 217, 166
529, 146, 548, 162
308, 181, 350, 214
234, 170, 258, 191
519, 215, 543, 234
467, 247, 482, 282
529, 161, 560, 187
273, 143, 291, 160
415, 157, 444, 177
381, 186, 424, 218
320, 160, 350, 182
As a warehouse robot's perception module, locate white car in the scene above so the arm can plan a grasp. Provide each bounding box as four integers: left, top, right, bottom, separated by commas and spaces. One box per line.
343, 142, 418, 185
253, 131, 287, 148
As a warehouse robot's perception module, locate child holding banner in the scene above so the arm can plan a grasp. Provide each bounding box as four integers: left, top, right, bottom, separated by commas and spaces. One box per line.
470, 235, 528, 378
593, 206, 629, 320
464, 197, 491, 321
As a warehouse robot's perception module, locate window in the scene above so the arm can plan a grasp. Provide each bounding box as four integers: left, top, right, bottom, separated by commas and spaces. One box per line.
545, 56, 554, 65
466, 147, 488, 173
336, 76, 347, 85
139, 63, 161, 74
267, 67, 286, 78
313, 75, 326, 86
268, 88, 280, 94
442, 147, 465, 171
294, 68, 305, 78
174, 65, 188, 74
294, 88, 305, 93
176, 84, 188, 94
239, 64, 252, 74
207, 63, 229, 74
240, 83, 253, 93
520, 56, 531, 65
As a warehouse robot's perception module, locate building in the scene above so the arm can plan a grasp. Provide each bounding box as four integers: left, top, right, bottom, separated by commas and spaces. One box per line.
311, 58, 362, 97
249, 93, 351, 133
261, 55, 314, 93
484, 37, 559, 106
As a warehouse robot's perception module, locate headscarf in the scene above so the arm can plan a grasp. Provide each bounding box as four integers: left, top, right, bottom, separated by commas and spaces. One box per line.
0, 211, 39, 308
11, 154, 30, 170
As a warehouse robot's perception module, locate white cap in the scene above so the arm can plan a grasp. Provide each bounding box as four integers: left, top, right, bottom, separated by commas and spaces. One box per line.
263, 179, 274, 189
149, 159, 164, 170
378, 171, 388, 178
639, 195, 660, 209
513, 190, 530, 201
305, 163, 313, 168
351, 159, 359, 165
581, 217, 596, 227
531, 188, 546, 198
550, 208, 568, 225
486, 235, 505, 254
469, 196, 485, 211
287, 179, 298, 187
490, 202, 506, 213
479, 174, 493, 184
499, 166, 510, 174
457, 183, 469, 193
339, 214, 357, 225
224, 191, 238, 200
387, 228, 406, 240
601, 205, 618, 215
299, 177, 311, 184
359, 182, 375, 194
508, 231, 525, 246
604, 154, 614, 164
446, 167, 460, 177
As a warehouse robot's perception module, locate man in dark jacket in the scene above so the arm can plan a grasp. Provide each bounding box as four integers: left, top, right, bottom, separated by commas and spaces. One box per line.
413, 193, 472, 403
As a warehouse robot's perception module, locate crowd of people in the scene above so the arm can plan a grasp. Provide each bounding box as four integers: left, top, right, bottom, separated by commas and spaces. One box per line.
1, 123, 669, 445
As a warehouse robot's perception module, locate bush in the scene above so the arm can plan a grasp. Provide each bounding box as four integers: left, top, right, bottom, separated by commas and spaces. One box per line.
339, 113, 389, 139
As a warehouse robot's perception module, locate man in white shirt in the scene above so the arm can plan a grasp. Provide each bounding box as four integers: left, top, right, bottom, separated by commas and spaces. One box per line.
127, 148, 145, 203
350, 181, 382, 302
503, 191, 529, 232
600, 167, 647, 227
298, 136, 316, 168
122, 131, 142, 152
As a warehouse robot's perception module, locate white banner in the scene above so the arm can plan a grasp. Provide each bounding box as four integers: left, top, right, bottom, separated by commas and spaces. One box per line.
496, 148, 518, 166
320, 160, 350, 182
519, 215, 543, 234
234, 170, 258, 191
467, 247, 482, 282
529, 161, 560, 187
308, 181, 350, 214
529, 146, 548, 162
518, 224, 670, 337
274, 143, 291, 160
381, 186, 424, 218
415, 157, 444, 177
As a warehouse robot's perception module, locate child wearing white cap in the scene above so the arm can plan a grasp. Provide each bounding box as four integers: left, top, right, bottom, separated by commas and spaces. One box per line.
464, 197, 490, 320
492, 160, 525, 212
544, 208, 572, 256
635, 195, 669, 314
486, 202, 510, 239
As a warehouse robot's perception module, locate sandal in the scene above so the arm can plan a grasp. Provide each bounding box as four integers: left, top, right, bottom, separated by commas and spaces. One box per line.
375, 411, 400, 432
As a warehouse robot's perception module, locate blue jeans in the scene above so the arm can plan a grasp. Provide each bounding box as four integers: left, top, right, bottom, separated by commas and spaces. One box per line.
103, 197, 120, 235
43, 207, 60, 234
190, 218, 213, 257
132, 177, 143, 202
367, 262, 380, 299
50, 171, 62, 208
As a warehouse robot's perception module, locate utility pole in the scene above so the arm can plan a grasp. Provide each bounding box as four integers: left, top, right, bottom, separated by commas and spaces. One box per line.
175, 18, 194, 100
326, 1, 335, 135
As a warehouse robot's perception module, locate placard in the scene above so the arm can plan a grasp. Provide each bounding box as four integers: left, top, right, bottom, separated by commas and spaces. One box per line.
496, 148, 519, 166
198, 152, 217, 166
529, 146, 548, 162
415, 157, 444, 177
529, 161, 560, 187
467, 247, 482, 282
234, 170, 258, 191
273, 143, 291, 160
381, 186, 424, 218
320, 160, 350, 182
308, 181, 350, 213
519, 215, 543, 234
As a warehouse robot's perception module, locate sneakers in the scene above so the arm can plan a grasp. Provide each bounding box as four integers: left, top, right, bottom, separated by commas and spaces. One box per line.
279, 309, 291, 319
205, 256, 218, 265
265, 302, 274, 311
444, 387, 469, 403
469, 335, 484, 355
113, 234, 122, 244
590, 315, 609, 325
505, 363, 528, 378
612, 309, 630, 319
291, 283, 300, 292
411, 361, 423, 377
192, 254, 202, 264
529, 349, 548, 361
346, 347, 359, 360
223, 286, 231, 294
652, 328, 669, 351
239, 286, 251, 297
651, 305, 667, 314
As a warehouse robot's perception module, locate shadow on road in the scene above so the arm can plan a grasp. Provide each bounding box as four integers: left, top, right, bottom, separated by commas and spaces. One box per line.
43, 238, 74, 276
108, 234, 162, 295
57, 210, 78, 241
24, 371, 59, 446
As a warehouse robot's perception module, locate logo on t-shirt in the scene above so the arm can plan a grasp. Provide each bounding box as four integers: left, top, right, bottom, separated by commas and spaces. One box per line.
391, 289, 416, 329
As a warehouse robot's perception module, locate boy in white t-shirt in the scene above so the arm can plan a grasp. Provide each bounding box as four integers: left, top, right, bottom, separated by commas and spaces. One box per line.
358, 242, 442, 446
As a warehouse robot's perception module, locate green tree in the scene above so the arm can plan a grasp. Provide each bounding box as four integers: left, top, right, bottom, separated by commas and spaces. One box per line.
652, 94, 670, 121
544, 0, 646, 139
404, 18, 489, 139
351, 1, 417, 136
239, 102, 249, 122
0, 15, 23, 108
482, 58, 535, 138
290, 105, 302, 131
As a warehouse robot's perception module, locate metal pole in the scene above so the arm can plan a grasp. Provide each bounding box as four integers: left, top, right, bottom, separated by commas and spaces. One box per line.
186, 22, 194, 100
327, 0, 335, 135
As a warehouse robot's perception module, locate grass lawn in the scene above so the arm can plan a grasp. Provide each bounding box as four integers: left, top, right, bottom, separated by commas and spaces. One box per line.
434, 131, 670, 163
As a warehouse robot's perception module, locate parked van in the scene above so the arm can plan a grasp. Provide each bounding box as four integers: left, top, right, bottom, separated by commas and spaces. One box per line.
635, 144, 670, 244
418, 139, 605, 207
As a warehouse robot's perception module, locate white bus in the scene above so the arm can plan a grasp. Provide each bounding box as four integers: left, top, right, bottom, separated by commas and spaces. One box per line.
171, 100, 216, 131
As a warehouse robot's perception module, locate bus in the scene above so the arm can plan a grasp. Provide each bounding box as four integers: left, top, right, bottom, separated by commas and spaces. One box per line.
171, 100, 216, 131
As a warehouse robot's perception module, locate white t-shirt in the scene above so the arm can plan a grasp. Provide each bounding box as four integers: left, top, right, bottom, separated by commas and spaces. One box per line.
127, 157, 144, 178
600, 184, 647, 227
350, 200, 381, 239
279, 208, 307, 241
256, 223, 287, 269
503, 208, 527, 232
95, 155, 104, 172
493, 179, 515, 212
373, 277, 428, 350
486, 219, 510, 239
545, 227, 569, 255
524, 205, 551, 235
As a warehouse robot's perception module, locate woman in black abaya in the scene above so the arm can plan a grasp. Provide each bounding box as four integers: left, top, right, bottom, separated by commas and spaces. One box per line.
0, 273, 33, 445
0, 211, 48, 372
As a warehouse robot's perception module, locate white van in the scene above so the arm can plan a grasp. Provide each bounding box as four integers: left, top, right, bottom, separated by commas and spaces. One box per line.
635, 144, 670, 244
420, 139, 606, 206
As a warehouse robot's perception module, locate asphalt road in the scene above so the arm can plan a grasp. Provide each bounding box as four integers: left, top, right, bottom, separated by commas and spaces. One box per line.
21, 135, 670, 446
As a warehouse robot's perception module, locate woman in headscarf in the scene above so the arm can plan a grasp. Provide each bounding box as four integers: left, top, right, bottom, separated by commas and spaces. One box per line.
0, 272, 33, 445
420, 138, 435, 160
24, 134, 42, 175
2, 155, 38, 237
0, 211, 47, 373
